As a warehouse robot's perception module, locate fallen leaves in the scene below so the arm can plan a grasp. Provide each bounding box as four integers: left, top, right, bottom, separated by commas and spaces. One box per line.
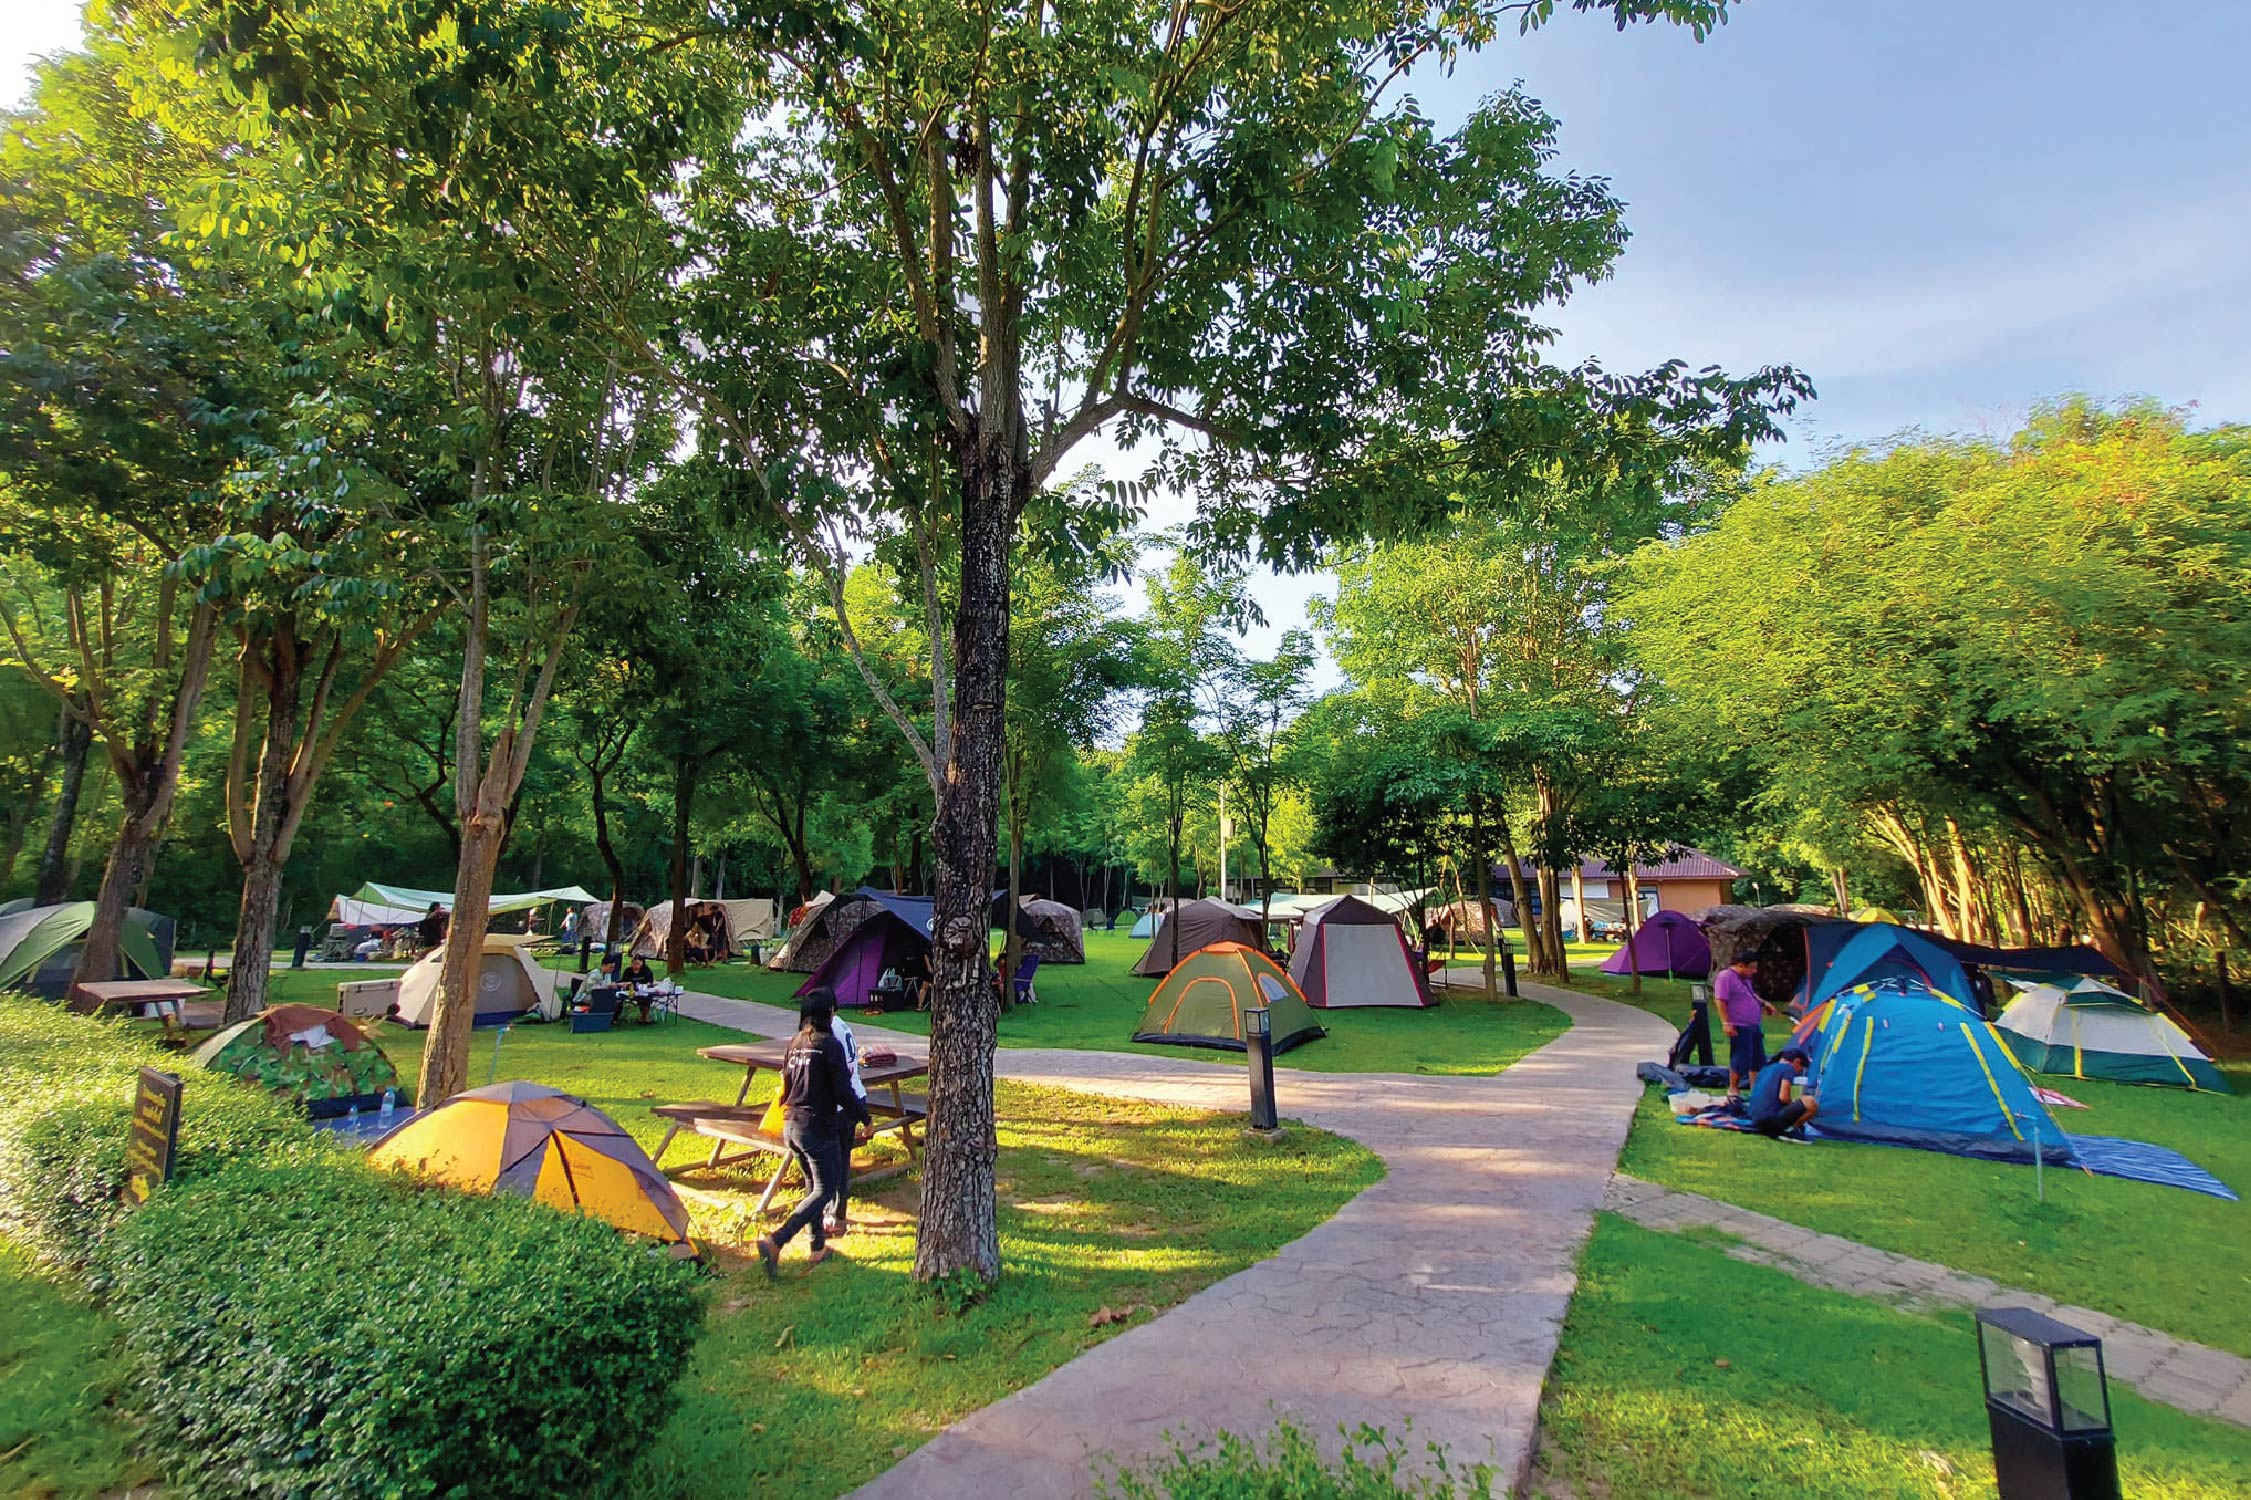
1089, 1302, 1150, 1328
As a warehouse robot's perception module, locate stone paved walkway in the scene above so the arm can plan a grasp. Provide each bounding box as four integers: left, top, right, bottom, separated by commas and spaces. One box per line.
1605, 1174, 2251, 1429
676, 983, 1670, 1497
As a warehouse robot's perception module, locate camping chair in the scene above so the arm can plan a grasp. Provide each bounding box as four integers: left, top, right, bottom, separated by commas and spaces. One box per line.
318, 924, 356, 962
1010, 953, 1041, 1006
649, 984, 683, 1025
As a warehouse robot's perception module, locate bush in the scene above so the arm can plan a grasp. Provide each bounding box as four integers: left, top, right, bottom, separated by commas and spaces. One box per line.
1097, 1422, 1494, 1500
0, 999, 708, 1500
100, 1159, 704, 1500
0, 1001, 326, 1265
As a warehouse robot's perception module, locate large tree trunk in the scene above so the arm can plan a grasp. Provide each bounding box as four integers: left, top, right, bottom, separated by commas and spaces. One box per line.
913, 453, 1016, 1286
1469, 802, 1497, 1000
666, 753, 698, 974
69, 804, 159, 1006
225, 637, 308, 1022
590, 762, 629, 948
33, 700, 92, 905
418, 807, 504, 1103
227, 851, 288, 1023
1620, 867, 1643, 996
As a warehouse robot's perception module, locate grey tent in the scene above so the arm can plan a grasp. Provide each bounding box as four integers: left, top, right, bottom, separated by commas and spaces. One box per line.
766, 891, 879, 973
1019, 898, 1086, 964
1130, 898, 1264, 977
1289, 895, 1432, 1009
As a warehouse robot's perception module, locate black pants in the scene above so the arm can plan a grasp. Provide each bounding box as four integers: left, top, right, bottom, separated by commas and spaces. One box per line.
1753, 1100, 1811, 1138
776, 1119, 846, 1252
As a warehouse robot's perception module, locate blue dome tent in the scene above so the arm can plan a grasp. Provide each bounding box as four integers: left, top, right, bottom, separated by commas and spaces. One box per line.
1802, 922, 1975, 1012
1800, 979, 2073, 1165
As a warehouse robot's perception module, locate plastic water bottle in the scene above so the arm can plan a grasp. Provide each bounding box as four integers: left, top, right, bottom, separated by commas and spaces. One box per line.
379, 1088, 397, 1120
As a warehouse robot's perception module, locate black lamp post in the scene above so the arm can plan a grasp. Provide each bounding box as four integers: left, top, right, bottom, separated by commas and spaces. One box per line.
1244, 1004, 1278, 1132
1976, 1306, 2121, 1500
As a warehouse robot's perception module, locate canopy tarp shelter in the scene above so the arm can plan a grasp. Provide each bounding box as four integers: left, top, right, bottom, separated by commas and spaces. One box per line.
1599, 910, 1712, 979
1018, 898, 1086, 964
0, 902, 173, 999
1130, 899, 1264, 977
370, 1081, 692, 1245
1289, 895, 1431, 1009
1797, 978, 2073, 1164
349, 881, 600, 917
796, 910, 930, 1008
191, 1005, 405, 1117
393, 934, 556, 1028
1133, 942, 1325, 1053
630, 899, 740, 961
329, 896, 426, 928
1997, 978, 2231, 1092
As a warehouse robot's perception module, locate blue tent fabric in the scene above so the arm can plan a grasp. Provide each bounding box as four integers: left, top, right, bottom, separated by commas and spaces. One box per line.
1803, 923, 1975, 1011
1802, 979, 2073, 1165
2063, 1135, 2238, 1200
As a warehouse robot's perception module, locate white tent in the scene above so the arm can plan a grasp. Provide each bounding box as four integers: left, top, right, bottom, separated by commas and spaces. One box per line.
719, 898, 776, 941
393, 934, 558, 1027
1288, 895, 1432, 1009
330, 896, 425, 928
349, 881, 601, 917
1997, 978, 2230, 1092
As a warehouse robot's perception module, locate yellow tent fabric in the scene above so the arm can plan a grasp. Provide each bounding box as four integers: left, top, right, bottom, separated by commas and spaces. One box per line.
370, 1081, 693, 1245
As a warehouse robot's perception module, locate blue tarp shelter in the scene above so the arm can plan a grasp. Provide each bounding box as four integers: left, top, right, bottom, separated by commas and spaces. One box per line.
1800, 979, 2073, 1164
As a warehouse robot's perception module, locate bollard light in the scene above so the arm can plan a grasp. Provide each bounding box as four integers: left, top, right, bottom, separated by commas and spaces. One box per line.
1244, 1004, 1278, 1132
1976, 1306, 2120, 1500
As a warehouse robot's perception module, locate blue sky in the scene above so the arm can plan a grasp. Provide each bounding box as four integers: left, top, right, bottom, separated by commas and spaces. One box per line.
7, 2, 2247, 661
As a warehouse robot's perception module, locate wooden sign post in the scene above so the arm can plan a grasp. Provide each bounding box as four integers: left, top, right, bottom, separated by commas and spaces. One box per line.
123, 1067, 182, 1205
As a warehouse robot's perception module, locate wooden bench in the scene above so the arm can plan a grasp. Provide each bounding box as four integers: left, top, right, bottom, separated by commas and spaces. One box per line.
650, 1096, 927, 1214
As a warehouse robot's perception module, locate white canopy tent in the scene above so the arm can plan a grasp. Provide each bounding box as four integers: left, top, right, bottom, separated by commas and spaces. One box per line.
347, 881, 601, 917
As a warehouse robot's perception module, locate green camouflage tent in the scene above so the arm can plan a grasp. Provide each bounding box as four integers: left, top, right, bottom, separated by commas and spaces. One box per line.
191, 1005, 407, 1117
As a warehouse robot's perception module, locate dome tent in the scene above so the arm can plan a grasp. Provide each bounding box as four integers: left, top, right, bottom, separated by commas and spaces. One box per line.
1133, 942, 1324, 1053
1598, 910, 1712, 979
1288, 895, 1430, 1009
630, 899, 739, 961
1798, 978, 2073, 1164
370, 1081, 693, 1246
393, 934, 557, 1028
1997, 978, 2230, 1092
765, 891, 879, 973
1018, 898, 1086, 964
0, 902, 175, 1000
191, 1005, 405, 1117
1130, 899, 1263, 977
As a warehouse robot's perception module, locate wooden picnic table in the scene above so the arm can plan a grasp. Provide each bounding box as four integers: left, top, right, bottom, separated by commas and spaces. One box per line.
650, 1040, 930, 1214
69, 978, 222, 1038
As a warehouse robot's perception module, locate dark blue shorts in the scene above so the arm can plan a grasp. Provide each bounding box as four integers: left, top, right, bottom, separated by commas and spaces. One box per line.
1728, 1026, 1767, 1079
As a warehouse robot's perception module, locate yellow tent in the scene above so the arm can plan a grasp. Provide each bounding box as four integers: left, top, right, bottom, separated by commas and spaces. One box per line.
369, 1081, 693, 1245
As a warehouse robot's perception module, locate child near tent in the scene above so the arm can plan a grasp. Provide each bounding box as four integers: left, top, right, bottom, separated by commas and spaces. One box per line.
1716, 952, 1773, 1101
757, 991, 872, 1279
1748, 1047, 1818, 1137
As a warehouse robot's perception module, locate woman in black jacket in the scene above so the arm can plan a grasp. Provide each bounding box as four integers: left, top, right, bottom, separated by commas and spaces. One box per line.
757, 990, 872, 1277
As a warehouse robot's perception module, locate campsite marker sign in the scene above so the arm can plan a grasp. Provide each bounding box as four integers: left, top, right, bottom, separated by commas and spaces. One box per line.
123, 1067, 182, 1204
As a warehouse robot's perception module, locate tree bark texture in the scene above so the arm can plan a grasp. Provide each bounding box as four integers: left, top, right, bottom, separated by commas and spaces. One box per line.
666, 753, 699, 974
224, 635, 307, 1022
33, 698, 92, 905
418, 808, 504, 1104
912, 452, 1017, 1286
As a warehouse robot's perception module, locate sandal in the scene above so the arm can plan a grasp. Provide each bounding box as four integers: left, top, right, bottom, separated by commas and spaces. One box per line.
755, 1237, 779, 1281
806, 1246, 835, 1268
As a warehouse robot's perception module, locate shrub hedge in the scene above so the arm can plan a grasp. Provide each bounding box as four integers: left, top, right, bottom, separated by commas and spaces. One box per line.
0, 999, 706, 1500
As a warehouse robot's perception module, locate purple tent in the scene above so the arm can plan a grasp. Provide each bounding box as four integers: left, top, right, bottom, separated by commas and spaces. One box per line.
1599, 909, 1712, 979
795, 911, 931, 1008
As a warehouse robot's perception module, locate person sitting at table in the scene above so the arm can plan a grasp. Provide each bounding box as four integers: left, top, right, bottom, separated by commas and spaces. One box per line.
757, 990, 871, 1280
618, 954, 657, 1022
900, 949, 933, 1010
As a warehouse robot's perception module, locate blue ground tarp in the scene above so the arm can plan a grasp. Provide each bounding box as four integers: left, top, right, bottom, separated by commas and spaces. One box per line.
2063, 1134, 2239, 1201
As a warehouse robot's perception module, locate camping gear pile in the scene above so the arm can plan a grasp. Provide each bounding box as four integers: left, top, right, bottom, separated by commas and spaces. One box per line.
1133, 942, 1325, 1053
191, 1004, 406, 1117
370, 1081, 695, 1246
1288, 894, 1430, 1008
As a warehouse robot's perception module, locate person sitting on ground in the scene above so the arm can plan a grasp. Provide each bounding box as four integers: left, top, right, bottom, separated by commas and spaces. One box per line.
1716, 951, 1773, 1102
1748, 1046, 1818, 1137
352, 932, 384, 962
685, 924, 712, 964
757, 990, 872, 1279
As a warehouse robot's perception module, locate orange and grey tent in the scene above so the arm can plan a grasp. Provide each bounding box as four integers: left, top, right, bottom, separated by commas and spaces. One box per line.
369, 1081, 693, 1245
1132, 942, 1325, 1053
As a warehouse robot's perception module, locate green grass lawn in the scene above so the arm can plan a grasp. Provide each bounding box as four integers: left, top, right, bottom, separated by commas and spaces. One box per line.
232, 998, 1384, 1499
1619, 1066, 2251, 1359
0, 1239, 154, 1500
1537, 1214, 2251, 1499
672, 927, 1570, 1077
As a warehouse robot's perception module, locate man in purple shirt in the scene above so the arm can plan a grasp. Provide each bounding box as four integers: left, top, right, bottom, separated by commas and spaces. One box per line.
1715, 953, 1774, 1101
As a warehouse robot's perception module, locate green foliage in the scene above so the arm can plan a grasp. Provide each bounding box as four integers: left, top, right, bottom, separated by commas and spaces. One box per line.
99, 1159, 704, 1500
0, 1239, 155, 1500
1098, 1421, 1493, 1500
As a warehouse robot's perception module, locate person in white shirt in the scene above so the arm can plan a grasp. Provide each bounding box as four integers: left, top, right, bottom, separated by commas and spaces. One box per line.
829, 1009, 869, 1234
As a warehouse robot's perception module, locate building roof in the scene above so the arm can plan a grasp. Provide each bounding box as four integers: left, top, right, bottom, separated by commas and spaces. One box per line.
1494, 849, 1745, 883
